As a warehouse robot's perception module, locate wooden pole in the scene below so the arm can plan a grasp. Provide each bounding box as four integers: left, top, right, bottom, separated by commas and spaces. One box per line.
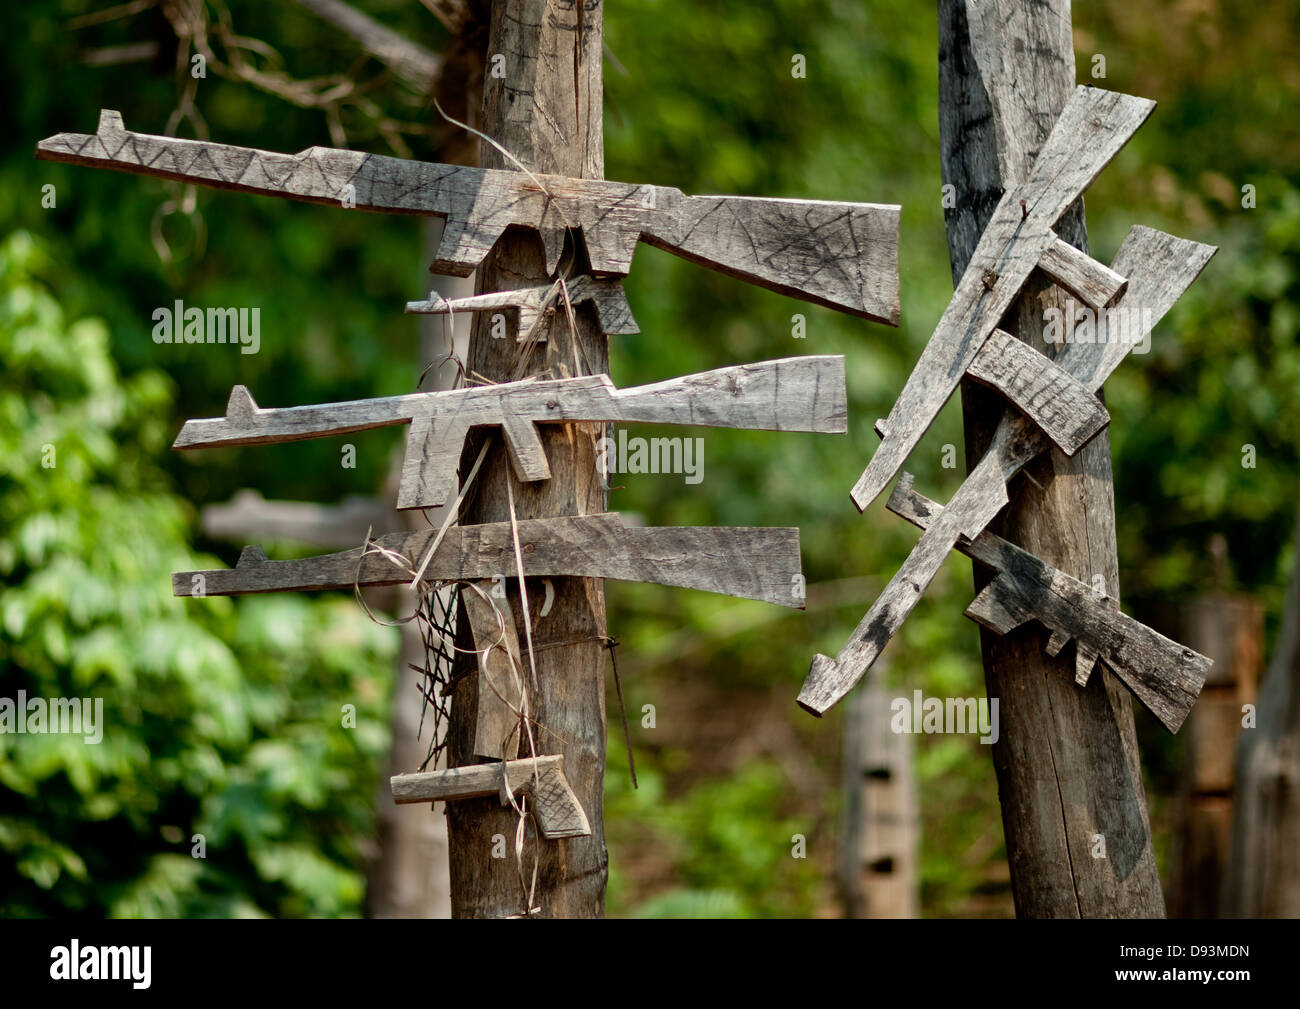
444, 0, 608, 918
1226, 505, 1300, 917
839, 676, 919, 918
937, 0, 1165, 916
1169, 548, 1262, 918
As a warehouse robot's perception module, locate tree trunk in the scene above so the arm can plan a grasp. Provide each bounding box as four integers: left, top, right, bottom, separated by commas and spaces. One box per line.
1226, 505, 1300, 916
445, 0, 608, 919
937, 0, 1165, 916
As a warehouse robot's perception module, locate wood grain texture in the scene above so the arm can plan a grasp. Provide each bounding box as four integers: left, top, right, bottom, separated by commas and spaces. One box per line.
800, 225, 1213, 716
850, 84, 1154, 512
967, 328, 1110, 455
391, 755, 590, 839
1038, 235, 1127, 310
36, 109, 899, 321
172, 355, 847, 510
887, 477, 1208, 733
463, 585, 523, 761
172, 512, 805, 606
405, 274, 639, 337
938, 0, 1167, 918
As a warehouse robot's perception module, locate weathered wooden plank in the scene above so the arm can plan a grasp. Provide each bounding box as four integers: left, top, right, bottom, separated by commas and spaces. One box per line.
799, 225, 1214, 716
172, 355, 847, 510
886, 476, 1208, 733
173, 512, 806, 607
405, 274, 640, 338
967, 328, 1110, 455
36, 110, 900, 322
463, 585, 523, 761
391, 754, 590, 839
1037, 235, 1127, 311
849, 86, 1154, 512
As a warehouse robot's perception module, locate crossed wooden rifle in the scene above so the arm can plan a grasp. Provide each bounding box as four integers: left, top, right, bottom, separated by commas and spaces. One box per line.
797, 86, 1216, 732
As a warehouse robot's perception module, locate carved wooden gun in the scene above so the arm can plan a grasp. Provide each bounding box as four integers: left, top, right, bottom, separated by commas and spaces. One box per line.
173, 355, 846, 510
36, 110, 900, 322
798, 227, 1216, 716
173, 512, 806, 608
884, 476, 1209, 733
850, 86, 1153, 512
392, 756, 590, 840
405, 275, 640, 338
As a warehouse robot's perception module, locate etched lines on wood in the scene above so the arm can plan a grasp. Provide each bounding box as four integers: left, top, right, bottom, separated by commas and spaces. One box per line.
849, 86, 1155, 512
887, 476, 1209, 733
797, 225, 1216, 716
173, 513, 806, 608
967, 328, 1110, 455
37, 111, 901, 321
171, 356, 847, 510
391, 755, 590, 839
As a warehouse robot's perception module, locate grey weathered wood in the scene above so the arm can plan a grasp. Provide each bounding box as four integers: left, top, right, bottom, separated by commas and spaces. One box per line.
391, 755, 590, 839
887, 476, 1208, 734
839, 678, 919, 918
443, 0, 609, 919
1037, 235, 1127, 311
36, 109, 900, 322
1171, 585, 1262, 917
463, 584, 523, 761
1227, 506, 1300, 917
406, 274, 639, 338
937, 0, 1166, 918
173, 513, 805, 606
966, 328, 1109, 455
850, 85, 1154, 512
173, 355, 847, 510
799, 224, 1214, 716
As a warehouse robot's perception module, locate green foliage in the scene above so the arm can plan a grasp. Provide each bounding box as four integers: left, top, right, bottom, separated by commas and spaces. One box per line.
605, 747, 823, 918
0, 232, 398, 917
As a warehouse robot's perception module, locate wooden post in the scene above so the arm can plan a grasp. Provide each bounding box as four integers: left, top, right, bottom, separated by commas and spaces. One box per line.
1226, 506, 1300, 917
937, 0, 1165, 916
1169, 540, 1263, 918
839, 676, 919, 918
444, 0, 610, 918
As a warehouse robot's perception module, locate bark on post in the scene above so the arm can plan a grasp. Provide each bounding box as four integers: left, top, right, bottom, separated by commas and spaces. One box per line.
938, 0, 1166, 916
444, 0, 609, 918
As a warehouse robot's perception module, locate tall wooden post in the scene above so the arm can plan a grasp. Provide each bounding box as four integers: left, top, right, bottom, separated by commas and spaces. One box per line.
839, 677, 920, 918
444, 0, 609, 918
938, 0, 1166, 916
1227, 505, 1300, 917
1170, 556, 1262, 918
